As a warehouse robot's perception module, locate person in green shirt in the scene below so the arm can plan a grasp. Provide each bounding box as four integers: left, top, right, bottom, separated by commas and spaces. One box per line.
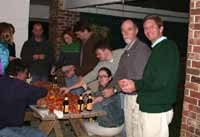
118, 15, 180, 137
51, 28, 81, 75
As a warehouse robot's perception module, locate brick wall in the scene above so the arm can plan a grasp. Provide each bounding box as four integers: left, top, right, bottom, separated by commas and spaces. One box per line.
49, 0, 80, 55
181, 0, 200, 136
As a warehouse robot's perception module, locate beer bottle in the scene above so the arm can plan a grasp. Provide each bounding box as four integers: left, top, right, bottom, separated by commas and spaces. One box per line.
78, 95, 84, 112
86, 94, 93, 111
63, 97, 69, 114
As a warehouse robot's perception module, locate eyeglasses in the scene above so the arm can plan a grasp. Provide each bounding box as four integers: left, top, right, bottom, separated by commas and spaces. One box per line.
97, 75, 109, 79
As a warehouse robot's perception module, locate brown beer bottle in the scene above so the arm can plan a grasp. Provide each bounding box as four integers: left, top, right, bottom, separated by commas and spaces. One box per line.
78, 95, 84, 112
86, 94, 93, 111
63, 97, 69, 114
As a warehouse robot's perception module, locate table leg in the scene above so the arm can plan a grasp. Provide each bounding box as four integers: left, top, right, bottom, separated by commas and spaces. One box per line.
39, 120, 55, 135
54, 120, 64, 137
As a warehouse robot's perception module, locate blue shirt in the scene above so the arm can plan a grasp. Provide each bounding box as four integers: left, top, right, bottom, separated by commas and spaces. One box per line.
64, 75, 84, 95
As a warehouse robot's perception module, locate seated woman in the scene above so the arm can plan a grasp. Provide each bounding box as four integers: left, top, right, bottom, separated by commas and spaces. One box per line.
84, 67, 124, 136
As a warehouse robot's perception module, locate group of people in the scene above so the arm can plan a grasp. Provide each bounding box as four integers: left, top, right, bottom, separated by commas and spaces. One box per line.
0, 14, 179, 137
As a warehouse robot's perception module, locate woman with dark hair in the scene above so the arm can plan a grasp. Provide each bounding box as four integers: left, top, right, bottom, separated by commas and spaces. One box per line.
84, 67, 124, 136
51, 28, 81, 75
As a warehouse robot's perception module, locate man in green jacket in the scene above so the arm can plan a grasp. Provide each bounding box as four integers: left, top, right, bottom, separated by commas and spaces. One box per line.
118, 15, 179, 137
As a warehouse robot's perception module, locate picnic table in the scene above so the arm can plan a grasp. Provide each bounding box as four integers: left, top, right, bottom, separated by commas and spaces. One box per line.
30, 105, 106, 137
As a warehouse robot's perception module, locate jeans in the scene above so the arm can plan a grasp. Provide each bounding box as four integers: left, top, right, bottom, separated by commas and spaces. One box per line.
0, 126, 46, 137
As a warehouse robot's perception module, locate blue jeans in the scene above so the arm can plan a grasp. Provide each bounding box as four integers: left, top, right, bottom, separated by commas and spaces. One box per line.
0, 127, 46, 137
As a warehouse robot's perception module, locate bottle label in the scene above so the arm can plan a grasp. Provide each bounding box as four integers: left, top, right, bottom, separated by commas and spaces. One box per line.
87, 103, 93, 111
63, 105, 69, 113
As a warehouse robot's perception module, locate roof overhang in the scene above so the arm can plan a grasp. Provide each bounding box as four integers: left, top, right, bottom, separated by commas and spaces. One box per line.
64, 0, 136, 9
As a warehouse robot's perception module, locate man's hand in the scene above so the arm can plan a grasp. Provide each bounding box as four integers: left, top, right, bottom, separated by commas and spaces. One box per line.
33, 54, 40, 60
118, 79, 136, 93
60, 87, 70, 95
102, 87, 114, 98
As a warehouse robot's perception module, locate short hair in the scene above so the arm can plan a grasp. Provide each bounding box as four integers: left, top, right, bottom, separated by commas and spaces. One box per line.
5, 59, 28, 76
62, 27, 75, 40
73, 21, 91, 32
98, 67, 112, 77
94, 40, 112, 52
32, 23, 43, 30
121, 19, 138, 29
143, 15, 163, 28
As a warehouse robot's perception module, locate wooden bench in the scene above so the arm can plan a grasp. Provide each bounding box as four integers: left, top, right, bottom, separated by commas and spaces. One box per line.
69, 119, 89, 137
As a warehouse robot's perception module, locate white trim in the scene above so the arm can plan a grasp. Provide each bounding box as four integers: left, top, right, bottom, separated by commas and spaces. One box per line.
70, 4, 189, 23
64, 0, 134, 9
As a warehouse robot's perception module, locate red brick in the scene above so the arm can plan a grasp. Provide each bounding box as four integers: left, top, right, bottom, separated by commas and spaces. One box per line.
184, 96, 198, 105
189, 38, 200, 45
190, 23, 200, 30
185, 82, 199, 91
186, 68, 200, 75
196, 1, 200, 8
195, 15, 200, 23
193, 46, 200, 53
194, 30, 200, 38
190, 90, 200, 99
189, 103, 200, 114
191, 76, 200, 84
188, 53, 200, 60
191, 9, 200, 15
192, 61, 200, 68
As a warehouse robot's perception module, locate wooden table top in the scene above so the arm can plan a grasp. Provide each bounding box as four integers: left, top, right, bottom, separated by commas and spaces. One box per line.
30, 105, 106, 121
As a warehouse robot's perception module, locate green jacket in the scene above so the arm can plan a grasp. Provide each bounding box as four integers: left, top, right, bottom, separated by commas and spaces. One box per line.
135, 39, 180, 113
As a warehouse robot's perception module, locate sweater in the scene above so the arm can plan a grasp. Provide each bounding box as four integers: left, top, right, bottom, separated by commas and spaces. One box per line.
20, 37, 53, 75
0, 76, 47, 129
83, 48, 124, 84
135, 39, 180, 113
55, 42, 81, 68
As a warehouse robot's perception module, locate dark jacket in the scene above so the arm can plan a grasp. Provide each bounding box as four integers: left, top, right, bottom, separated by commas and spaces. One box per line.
0, 76, 47, 129
93, 86, 124, 127
20, 37, 53, 76
135, 39, 180, 113
77, 33, 100, 75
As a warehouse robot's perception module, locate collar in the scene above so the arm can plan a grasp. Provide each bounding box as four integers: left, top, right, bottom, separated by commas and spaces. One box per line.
151, 36, 167, 48
125, 39, 137, 51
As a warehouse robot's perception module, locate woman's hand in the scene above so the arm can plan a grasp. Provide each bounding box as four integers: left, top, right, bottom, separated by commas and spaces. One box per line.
60, 87, 70, 95
93, 96, 104, 104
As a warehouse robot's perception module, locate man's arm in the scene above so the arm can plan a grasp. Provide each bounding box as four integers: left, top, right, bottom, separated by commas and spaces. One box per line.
26, 84, 48, 105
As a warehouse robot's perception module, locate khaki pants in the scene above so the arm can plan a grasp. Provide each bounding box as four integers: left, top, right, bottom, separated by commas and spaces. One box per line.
124, 94, 140, 137
139, 109, 173, 137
